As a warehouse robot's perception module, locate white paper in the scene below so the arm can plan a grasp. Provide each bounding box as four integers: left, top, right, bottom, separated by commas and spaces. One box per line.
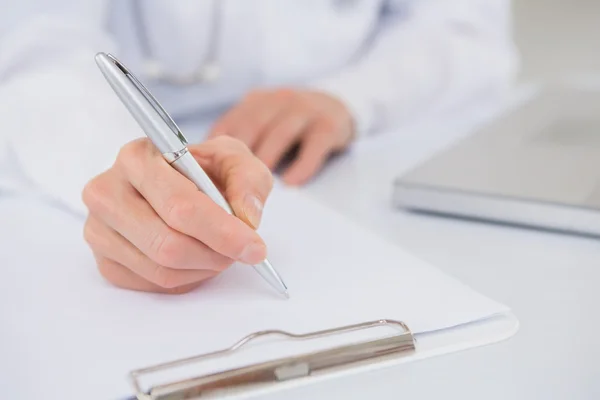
0, 186, 509, 399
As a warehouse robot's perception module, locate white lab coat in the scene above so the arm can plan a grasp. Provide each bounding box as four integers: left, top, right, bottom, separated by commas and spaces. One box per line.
0, 0, 518, 215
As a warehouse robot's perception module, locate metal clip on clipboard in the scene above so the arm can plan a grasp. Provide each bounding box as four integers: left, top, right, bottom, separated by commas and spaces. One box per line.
129, 319, 416, 399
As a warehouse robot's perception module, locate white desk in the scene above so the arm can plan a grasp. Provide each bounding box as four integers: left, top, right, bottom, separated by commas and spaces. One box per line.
263, 94, 600, 399
4, 91, 599, 400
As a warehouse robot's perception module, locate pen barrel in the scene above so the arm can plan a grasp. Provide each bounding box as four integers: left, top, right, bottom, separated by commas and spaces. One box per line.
172, 151, 288, 296
171, 152, 234, 215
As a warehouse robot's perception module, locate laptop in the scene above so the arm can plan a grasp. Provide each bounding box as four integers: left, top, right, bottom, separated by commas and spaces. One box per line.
393, 85, 600, 237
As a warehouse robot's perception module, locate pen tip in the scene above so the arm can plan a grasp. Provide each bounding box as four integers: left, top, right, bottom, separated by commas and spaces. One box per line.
283, 290, 290, 299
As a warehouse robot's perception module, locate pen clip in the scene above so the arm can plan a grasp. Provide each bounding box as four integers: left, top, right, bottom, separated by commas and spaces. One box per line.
103, 53, 188, 147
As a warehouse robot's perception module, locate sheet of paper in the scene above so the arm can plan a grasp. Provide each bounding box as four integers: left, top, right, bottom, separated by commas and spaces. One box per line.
0, 186, 509, 399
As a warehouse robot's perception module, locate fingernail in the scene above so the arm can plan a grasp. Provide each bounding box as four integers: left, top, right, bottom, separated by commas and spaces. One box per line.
243, 194, 263, 229
239, 241, 266, 265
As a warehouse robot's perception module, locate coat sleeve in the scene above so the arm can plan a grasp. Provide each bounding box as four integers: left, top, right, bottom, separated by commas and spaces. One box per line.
0, 1, 143, 216
308, 0, 519, 138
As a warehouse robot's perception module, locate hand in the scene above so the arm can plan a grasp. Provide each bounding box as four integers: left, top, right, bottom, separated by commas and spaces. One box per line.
82, 136, 273, 294
208, 88, 355, 185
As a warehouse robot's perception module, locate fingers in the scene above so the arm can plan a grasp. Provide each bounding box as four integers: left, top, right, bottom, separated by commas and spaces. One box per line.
189, 136, 274, 229
82, 167, 235, 271
112, 138, 267, 265
282, 121, 340, 185
208, 91, 288, 148
253, 109, 313, 169
82, 134, 280, 295
85, 216, 220, 290
95, 255, 205, 294
206, 89, 355, 187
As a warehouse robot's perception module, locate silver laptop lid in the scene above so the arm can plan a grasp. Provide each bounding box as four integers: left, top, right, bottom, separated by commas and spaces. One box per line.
393, 85, 600, 236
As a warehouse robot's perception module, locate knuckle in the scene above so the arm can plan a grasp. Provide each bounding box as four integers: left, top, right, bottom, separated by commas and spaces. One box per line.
239, 117, 262, 135
96, 258, 111, 278
149, 228, 186, 267
118, 138, 148, 159
96, 258, 120, 285
82, 174, 111, 213
273, 88, 296, 102
213, 135, 249, 152
222, 152, 248, 175
163, 196, 197, 230
294, 93, 312, 109
318, 117, 339, 133
116, 138, 151, 171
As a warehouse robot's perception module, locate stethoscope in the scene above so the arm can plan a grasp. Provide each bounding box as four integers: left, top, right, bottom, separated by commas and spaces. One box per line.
132, 0, 222, 85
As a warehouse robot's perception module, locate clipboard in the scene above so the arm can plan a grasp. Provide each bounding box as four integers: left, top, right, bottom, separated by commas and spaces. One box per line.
0, 185, 519, 400
127, 312, 518, 400
128, 319, 415, 399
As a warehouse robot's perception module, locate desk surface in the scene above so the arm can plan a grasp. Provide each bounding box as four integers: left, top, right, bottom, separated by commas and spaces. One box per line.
271, 94, 600, 400
4, 90, 600, 400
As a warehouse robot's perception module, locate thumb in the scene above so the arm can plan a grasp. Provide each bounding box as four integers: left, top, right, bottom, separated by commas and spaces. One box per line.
190, 137, 274, 229
228, 181, 267, 230
224, 156, 273, 229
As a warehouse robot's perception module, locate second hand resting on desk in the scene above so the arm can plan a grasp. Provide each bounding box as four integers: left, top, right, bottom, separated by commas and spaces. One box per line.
93, 52, 289, 298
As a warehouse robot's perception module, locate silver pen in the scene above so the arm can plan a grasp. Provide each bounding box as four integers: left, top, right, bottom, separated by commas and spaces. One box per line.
94, 52, 289, 298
